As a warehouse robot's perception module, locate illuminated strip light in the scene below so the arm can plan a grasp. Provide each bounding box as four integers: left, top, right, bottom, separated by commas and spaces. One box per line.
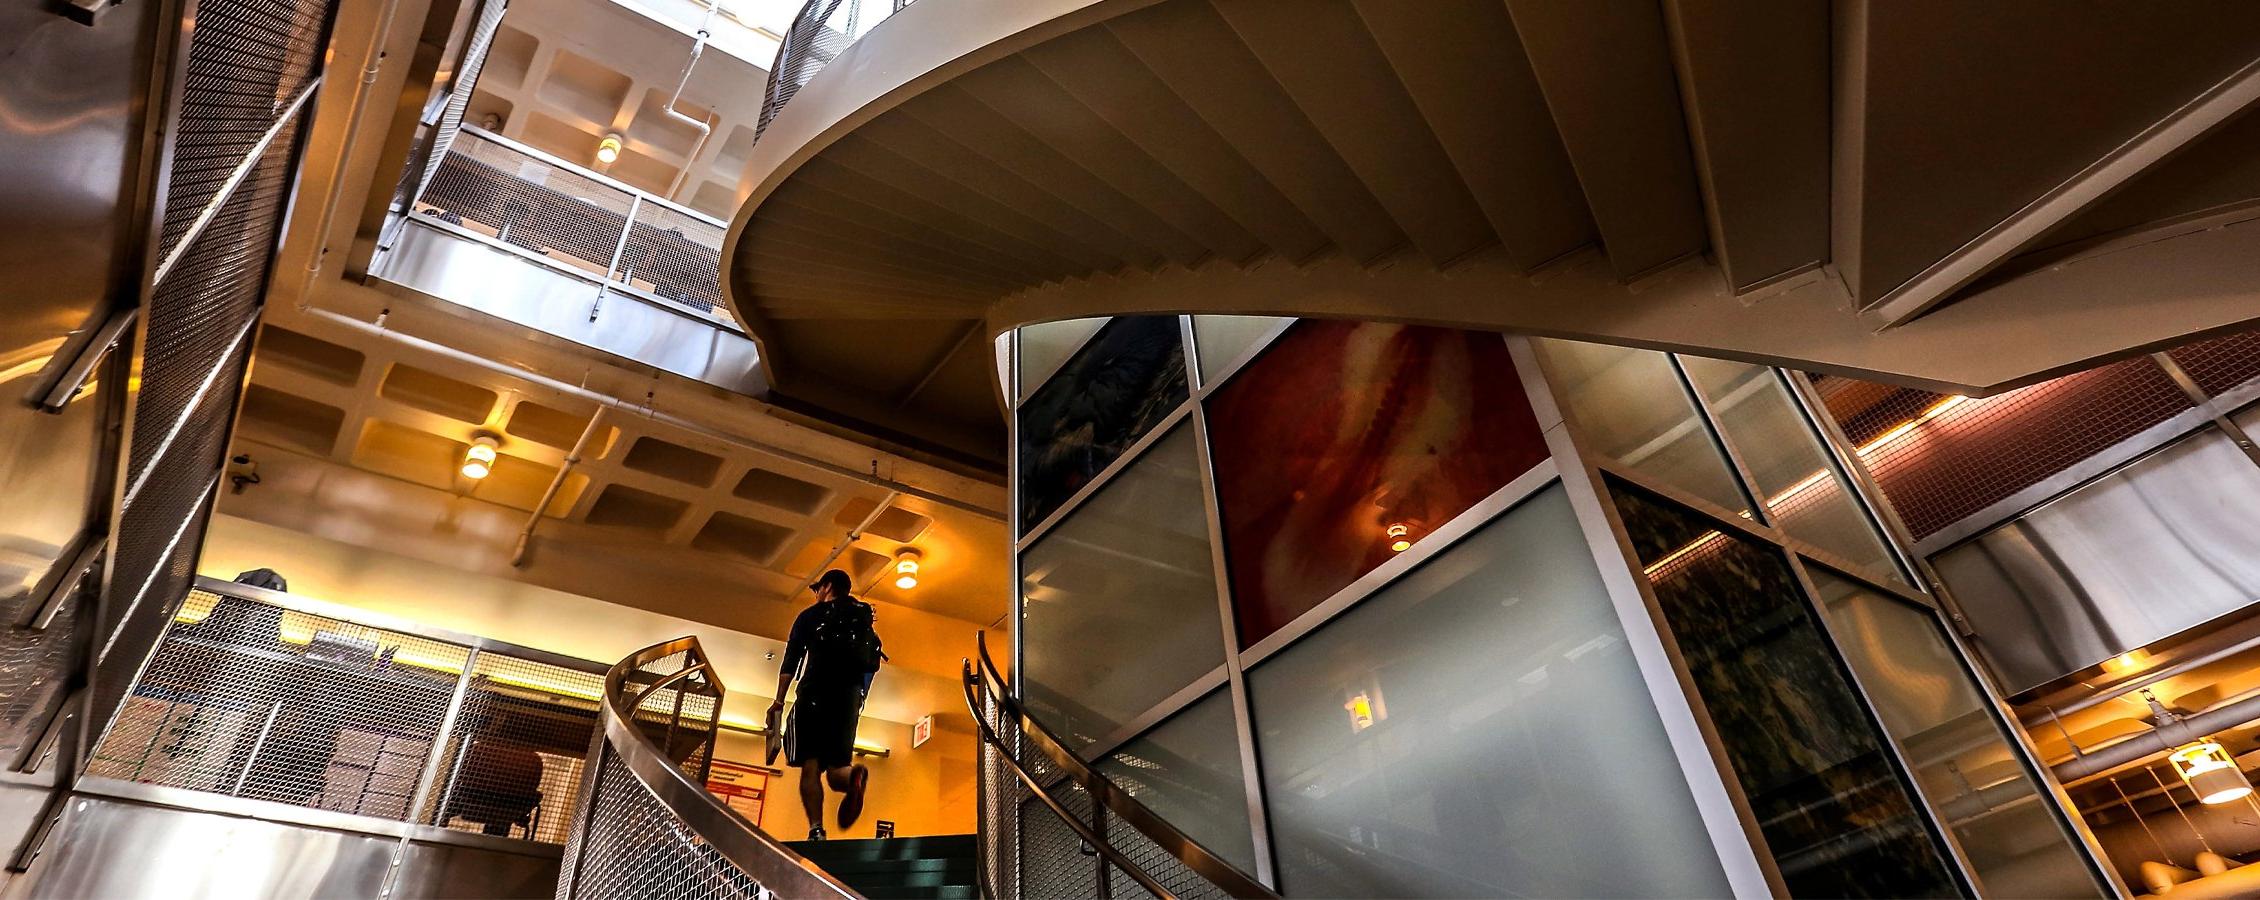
716, 713, 890, 755
1642, 394, 1971, 578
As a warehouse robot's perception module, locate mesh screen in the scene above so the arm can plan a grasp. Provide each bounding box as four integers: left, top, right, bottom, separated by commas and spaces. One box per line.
426, 654, 604, 843
1809, 355, 2194, 539
622, 203, 726, 312
157, 0, 327, 259
756, 0, 866, 141
2166, 330, 2260, 399
1020, 785, 1103, 899
557, 747, 765, 900
88, 591, 462, 818
0, 579, 89, 768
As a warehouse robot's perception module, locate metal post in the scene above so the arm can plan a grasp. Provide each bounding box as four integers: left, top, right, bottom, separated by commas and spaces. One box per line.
377, 648, 481, 899
592, 195, 643, 323
228, 702, 285, 796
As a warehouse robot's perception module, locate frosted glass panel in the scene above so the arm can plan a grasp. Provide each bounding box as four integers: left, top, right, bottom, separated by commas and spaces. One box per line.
1021, 426, 1226, 750
1191, 315, 1284, 385
1679, 356, 1904, 583
1247, 486, 1731, 898
1018, 316, 1188, 531
1097, 690, 1258, 875
1809, 570, 2101, 899
1017, 317, 1108, 400
1532, 339, 1749, 514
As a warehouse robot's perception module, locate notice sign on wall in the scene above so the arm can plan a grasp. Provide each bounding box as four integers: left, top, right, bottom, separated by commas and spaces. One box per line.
913, 714, 933, 748
706, 759, 775, 825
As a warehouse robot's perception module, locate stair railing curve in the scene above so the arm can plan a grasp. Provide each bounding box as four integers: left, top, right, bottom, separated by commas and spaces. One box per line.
964, 632, 1279, 900
558, 636, 861, 900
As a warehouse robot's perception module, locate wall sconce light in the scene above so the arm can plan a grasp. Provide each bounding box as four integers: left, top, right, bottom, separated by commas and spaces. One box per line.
596, 133, 623, 166
461, 435, 500, 480
1386, 523, 1412, 553
2170, 740, 2255, 805
893, 548, 922, 590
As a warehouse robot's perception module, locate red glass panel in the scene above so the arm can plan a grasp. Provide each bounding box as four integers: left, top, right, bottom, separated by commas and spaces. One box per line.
1207, 321, 1548, 647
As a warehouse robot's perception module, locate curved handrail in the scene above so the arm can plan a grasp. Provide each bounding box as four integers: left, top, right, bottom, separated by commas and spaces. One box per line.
560, 636, 859, 899
964, 632, 1278, 900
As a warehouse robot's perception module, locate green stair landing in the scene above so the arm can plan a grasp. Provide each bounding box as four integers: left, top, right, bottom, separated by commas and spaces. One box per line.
787, 834, 979, 899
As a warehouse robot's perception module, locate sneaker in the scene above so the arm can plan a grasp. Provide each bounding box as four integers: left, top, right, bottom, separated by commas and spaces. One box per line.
807, 826, 826, 841
837, 764, 870, 829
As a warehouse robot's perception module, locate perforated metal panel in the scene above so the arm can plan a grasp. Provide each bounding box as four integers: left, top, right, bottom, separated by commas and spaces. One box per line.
157, 0, 329, 260
2166, 330, 2260, 399
623, 203, 727, 313
558, 748, 764, 900
1810, 355, 2195, 539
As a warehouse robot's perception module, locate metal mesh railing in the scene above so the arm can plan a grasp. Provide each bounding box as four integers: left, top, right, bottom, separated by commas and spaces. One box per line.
410, 128, 734, 324
556, 637, 854, 900
757, 0, 918, 141
87, 580, 608, 843
966, 636, 1270, 900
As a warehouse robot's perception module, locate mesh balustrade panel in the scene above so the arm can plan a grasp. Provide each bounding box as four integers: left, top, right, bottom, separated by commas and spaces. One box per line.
2167, 330, 2260, 400
756, 0, 863, 141
561, 747, 765, 900
417, 136, 636, 278
88, 591, 464, 819
623, 203, 727, 313
424, 654, 604, 843
1809, 356, 2194, 539
157, 0, 328, 259
1020, 783, 1103, 899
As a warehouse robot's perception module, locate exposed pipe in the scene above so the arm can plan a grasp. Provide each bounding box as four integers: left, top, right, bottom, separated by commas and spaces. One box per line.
2052, 690, 2260, 782
299, 306, 1002, 520
509, 406, 609, 566
662, 0, 719, 201
799, 490, 898, 599
293, 0, 411, 312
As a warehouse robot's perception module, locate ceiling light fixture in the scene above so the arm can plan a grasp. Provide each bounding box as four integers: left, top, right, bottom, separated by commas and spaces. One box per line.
596, 133, 623, 166
893, 548, 922, 590
2170, 740, 2255, 805
1386, 523, 1412, 553
461, 435, 500, 480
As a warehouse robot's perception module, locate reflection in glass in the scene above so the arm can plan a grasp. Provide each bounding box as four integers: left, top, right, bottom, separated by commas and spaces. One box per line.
1678, 356, 1904, 582
1191, 315, 1286, 386
1022, 427, 1226, 750
1097, 690, 1258, 875
1018, 316, 1188, 531
1208, 322, 1547, 647
1808, 570, 2100, 899
1248, 486, 1731, 898
1610, 482, 1960, 898
1017, 317, 1110, 400
1531, 339, 1750, 514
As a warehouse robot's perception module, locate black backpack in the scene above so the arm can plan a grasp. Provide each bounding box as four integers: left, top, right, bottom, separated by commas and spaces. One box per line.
814, 599, 886, 674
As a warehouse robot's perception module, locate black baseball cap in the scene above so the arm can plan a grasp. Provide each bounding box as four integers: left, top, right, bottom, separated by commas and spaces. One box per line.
810, 569, 852, 596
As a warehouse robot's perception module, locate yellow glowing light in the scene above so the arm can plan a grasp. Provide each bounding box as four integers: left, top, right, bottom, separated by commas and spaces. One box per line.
2170, 740, 2256, 805
596, 134, 623, 165
892, 549, 921, 590
462, 436, 498, 480
717, 714, 889, 754
2102, 650, 2151, 675
1346, 693, 1375, 731
1854, 395, 1969, 456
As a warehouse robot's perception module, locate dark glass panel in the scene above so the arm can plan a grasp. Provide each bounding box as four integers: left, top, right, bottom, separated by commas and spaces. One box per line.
1610, 482, 1962, 899
1017, 316, 1189, 532
1207, 322, 1547, 647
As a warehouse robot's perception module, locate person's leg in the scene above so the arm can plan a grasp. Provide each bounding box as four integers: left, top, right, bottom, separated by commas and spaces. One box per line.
824, 765, 853, 791
798, 762, 827, 838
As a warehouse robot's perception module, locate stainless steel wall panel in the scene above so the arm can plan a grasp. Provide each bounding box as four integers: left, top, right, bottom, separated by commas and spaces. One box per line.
15, 795, 394, 899
1932, 427, 2260, 694
389, 839, 561, 899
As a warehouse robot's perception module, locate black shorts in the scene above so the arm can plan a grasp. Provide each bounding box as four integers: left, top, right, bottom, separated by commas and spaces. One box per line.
784, 691, 862, 769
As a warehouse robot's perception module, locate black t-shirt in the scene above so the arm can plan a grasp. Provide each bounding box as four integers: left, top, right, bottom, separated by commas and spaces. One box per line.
780, 598, 871, 699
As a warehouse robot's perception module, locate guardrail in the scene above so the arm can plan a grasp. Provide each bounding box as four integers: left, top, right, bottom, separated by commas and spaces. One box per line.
965, 633, 1276, 900
555, 636, 857, 900
404, 126, 737, 330
757, 0, 918, 140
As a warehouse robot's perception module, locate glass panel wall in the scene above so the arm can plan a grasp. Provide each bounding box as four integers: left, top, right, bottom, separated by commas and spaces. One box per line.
1019, 316, 1188, 531
1807, 570, 2101, 898
1190, 315, 1285, 385
1531, 339, 1750, 514
1246, 486, 1730, 897
1020, 426, 1227, 751
1207, 321, 1548, 647
1017, 317, 1110, 401
1096, 690, 1258, 874
1679, 356, 1904, 582
1609, 482, 1961, 898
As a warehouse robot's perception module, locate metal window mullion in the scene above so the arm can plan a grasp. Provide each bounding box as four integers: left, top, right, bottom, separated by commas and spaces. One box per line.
1185, 316, 1278, 888
1014, 402, 1194, 552
1779, 553, 1985, 898
1506, 336, 1785, 900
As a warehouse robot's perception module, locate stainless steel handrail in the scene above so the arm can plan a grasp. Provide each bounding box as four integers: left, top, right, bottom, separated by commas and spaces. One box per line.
456, 125, 726, 228
561, 636, 858, 900
964, 633, 1278, 900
